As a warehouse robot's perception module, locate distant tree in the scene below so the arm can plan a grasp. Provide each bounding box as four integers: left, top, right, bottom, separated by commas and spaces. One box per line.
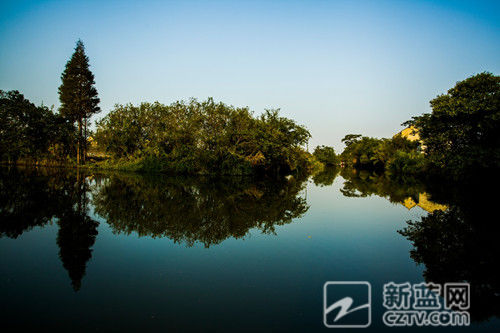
406, 72, 500, 178
340, 135, 381, 167
313, 145, 338, 165
340, 132, 421, 173
58, 40, 100, 165
341, 134, 362, 147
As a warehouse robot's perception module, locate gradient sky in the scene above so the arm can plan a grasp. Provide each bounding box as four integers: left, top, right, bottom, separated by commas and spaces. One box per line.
1, 0, 499, 151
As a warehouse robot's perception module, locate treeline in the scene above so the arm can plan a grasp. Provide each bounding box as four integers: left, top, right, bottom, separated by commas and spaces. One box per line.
94, 98, 319, 175
0, 88, 322, 175
0, 40, 324, 176
339, 72, 500, 180
2, 38, 497, 179
0, 90, 75, 163
340, 133, 424, 175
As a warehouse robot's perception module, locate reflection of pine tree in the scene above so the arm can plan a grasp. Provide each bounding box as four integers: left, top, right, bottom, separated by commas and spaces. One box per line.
0, 168, 100, 291
56, 175, 99, 291
57, 212, 98, 291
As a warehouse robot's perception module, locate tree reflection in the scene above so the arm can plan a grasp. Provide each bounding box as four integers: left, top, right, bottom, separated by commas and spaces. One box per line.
93, 173, 309, 247
339, 168, 428, 205
399, 180, 500, 321
57, 211, 99, 291
0, 167, 64, 238
56, 173, 99, 291
311, 166, 339, 187
339, 169, 498, 321
0, 167, 99, 291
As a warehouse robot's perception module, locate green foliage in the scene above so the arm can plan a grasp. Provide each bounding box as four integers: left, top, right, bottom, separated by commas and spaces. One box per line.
95, 98, 312, 175
341, 134, 362, 147
0, 90, 74, 162
406, 72, 500, 178
58, 40, 100, 163
385, 150, 426, 176
340, 133, 420, 172
313, 145, 338, 166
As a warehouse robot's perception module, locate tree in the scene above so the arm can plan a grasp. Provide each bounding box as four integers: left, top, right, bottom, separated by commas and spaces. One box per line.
0, 90, 71, 162
406, 72, 500, 178
341, 134, 362, 147
59, 40, 100, 165
313, 145, 338, 165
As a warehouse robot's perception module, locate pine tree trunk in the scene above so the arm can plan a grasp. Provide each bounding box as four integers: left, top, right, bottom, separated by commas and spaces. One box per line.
77, 118, 82, 165
83, 116, 87, 164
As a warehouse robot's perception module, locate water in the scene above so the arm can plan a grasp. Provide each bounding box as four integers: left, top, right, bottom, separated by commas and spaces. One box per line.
0, 167, 498, 332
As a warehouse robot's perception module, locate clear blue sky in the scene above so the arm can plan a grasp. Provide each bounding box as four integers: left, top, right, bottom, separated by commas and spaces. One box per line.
1, 0, 499, 151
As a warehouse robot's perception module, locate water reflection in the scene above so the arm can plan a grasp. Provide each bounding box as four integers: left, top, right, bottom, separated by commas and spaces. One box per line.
311, 166, 339, 187
0, 168, 309, 290
0, 167, 99, 291
339, 168, 499, 322
93, 173, 309, 247
1, 166, 497, 324
0, 167, 65, 238
399, 180, 500, 322
339, 168, 447, 213
56, 175, 99, 291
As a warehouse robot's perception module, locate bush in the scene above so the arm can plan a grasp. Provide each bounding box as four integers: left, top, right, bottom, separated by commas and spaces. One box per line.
313, 145, 338, 166
95, 98, 313, 176
386, 150, 426, 175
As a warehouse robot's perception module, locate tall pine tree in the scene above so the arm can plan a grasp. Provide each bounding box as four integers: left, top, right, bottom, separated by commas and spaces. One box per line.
58, 40, 100, 165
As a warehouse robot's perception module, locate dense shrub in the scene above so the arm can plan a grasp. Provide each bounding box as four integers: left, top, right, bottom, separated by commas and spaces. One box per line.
313, 145, 338, 166
385, 150, 426, 175
340, 134, 420, 171
95, 98, 313, 175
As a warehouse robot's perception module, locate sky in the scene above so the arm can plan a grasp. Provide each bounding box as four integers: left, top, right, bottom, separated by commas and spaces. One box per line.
1, 0, 499, 151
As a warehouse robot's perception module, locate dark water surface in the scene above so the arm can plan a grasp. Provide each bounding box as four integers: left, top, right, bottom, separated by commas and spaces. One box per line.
0, 167, 498, 332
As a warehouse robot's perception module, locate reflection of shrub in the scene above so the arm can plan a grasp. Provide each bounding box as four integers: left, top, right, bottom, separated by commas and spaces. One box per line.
339, 167, 426, 203
312, 167, 338, 186
386, 151, 426, 175
93, 173, 310, 247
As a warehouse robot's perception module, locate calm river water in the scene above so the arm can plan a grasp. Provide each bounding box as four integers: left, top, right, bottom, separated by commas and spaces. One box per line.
0, 167, 498, 332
